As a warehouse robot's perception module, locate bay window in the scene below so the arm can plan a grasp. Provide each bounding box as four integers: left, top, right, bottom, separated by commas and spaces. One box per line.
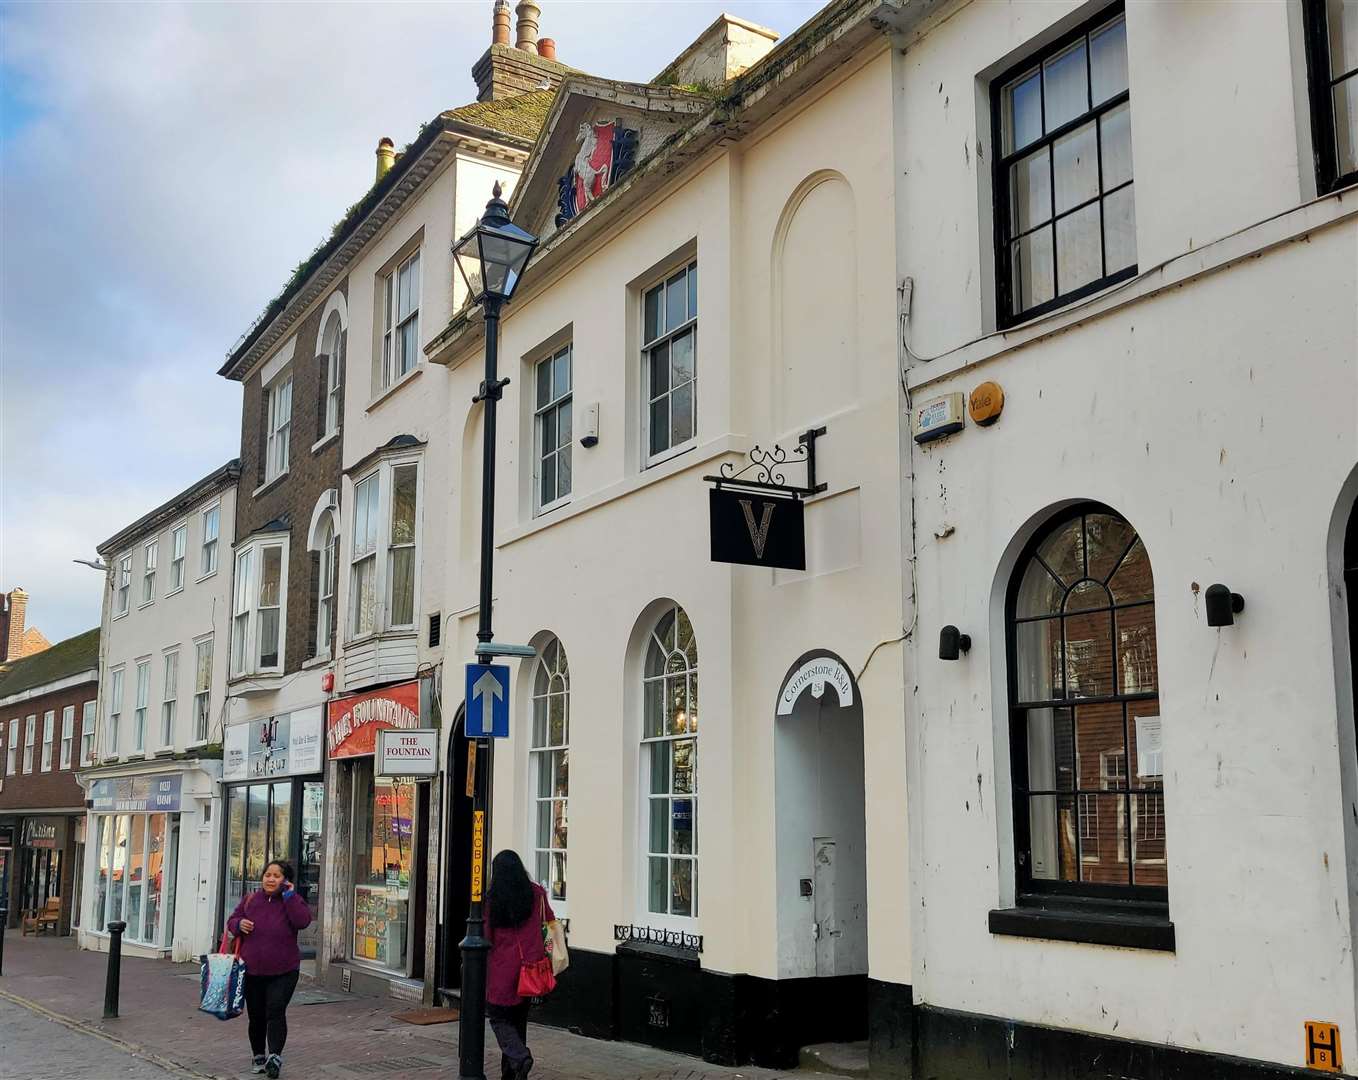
350, 458, 421, 638
232, 538, 289, 677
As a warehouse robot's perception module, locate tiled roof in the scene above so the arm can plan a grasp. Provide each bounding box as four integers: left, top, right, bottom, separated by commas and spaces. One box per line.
0, 628, 99, 700
443, 91, 556, 143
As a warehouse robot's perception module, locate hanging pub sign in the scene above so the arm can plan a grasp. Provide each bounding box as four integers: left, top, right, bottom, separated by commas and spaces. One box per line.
705, 426, 827, 572
709, 490, 805, 570
327, 680, 421, 759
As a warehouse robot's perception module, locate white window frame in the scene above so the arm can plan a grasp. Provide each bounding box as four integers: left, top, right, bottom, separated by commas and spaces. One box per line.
534, 344, 573, 515
168, 523, 188, 593
381, 250, 421, 389
80, 700, 96, 766
23, 714, 36, 773
5, 718, 17, 775
639, 605, 699, 926
348, 457, 423, 641
160, 650, 179, 750
106, 666, 125, 757
200, 503, 220, 577
115, 553, 132, 617
60, 706, 75, 769
141, 539, 158, 605
193, 636, 213, 743
641, 260, 698, 468
323, 312, 344, 438
530, 637, 569, 909
133, 660, 151, 754
316, 517, 337, 659
231, 537, 289, 678
265, 370, 293, 483
40, 710, 54, 772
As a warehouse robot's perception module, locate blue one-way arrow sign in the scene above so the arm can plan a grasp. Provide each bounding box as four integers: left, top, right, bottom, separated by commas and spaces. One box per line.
465, 662, 510, 738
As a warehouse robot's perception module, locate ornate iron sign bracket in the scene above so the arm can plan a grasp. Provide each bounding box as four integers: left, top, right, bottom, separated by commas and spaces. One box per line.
704, 426, 828, 500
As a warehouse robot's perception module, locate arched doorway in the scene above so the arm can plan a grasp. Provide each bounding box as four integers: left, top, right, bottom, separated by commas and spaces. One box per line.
1347, 504, 1358, 755
437, 706, 475, 996
774, 651, 868, 981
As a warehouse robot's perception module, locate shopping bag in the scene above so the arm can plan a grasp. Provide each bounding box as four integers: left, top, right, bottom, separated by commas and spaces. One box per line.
517, 893, 557, 997
199, 932, 247, 1021
546, 918, 569, 977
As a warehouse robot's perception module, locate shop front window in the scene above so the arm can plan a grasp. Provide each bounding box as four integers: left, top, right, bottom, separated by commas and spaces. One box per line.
351, 761, 415, 972
92, 813, 177, 946
94, 816, 109, 931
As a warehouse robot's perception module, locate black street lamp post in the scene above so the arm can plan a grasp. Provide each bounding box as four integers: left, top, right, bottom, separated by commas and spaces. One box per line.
450, 182, 538, 1080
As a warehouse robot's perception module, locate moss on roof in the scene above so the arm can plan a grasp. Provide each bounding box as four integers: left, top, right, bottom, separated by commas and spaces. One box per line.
443, 91, 556, 143
0, 628, 99, 699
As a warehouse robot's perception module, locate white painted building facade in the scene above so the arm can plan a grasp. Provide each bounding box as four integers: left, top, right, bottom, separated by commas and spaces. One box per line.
82, 462, 239, 960
888, 0, 1358, 1075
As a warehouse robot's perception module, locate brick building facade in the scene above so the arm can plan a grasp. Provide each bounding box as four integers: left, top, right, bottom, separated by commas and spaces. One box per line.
0, 628, 99, 934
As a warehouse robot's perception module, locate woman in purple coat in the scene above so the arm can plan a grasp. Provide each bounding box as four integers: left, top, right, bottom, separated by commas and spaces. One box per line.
486, 850, 554, 1080
226, 859, 312, 1079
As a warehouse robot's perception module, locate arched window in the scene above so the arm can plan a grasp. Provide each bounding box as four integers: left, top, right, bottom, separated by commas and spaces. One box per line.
642, 605, 698, 918
1008, 506, 1164, 901
530, 638, 569, 904
315, 515, 336, 657
321, 311, 344, 439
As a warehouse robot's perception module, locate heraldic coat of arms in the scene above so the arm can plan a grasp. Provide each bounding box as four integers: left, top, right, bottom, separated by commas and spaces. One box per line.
557, 119, 640, 226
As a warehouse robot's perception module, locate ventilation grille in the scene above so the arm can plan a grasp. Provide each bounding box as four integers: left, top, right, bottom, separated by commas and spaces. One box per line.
429, 612, 441, 648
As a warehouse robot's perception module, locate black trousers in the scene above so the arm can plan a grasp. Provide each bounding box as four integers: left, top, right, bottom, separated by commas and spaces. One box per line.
243, 970, 300, 1057
487, 1001, 531, 1078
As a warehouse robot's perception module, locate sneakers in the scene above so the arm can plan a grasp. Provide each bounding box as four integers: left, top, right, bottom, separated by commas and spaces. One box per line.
251, 1056, 266, 1074
265, 1054, 283, 1079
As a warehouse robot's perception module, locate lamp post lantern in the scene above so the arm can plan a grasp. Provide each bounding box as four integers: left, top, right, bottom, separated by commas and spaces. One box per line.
450, 181, 538, 1080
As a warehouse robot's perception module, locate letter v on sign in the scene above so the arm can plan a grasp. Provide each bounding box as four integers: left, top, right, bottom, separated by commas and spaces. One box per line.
465, 663, 510, 738
739, 499, 775, 559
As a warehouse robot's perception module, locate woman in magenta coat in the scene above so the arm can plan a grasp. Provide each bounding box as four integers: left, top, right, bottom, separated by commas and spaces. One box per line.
485, 850, 554, 1080
226, 859, 312, 1079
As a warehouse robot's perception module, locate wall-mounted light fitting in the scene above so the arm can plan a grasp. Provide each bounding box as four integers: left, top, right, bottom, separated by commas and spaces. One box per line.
939, 625, 971, 660
1204, 584, 1245, 627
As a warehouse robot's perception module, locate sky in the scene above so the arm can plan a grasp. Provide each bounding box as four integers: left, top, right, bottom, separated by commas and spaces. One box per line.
0, 0, 822, 645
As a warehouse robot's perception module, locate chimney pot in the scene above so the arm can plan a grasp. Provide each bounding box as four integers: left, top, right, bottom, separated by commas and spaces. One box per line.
515, 0, 540, 51
537, 37, 556, 60
492, 0, 511, 46
376, 137, 396, 181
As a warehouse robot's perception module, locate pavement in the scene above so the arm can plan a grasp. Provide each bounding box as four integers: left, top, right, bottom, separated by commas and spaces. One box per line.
0, 934, 848, 1079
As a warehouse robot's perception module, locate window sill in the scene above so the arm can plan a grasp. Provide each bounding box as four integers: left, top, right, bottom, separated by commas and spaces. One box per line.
185, 740, 208, 753
194, 570, 218, 585
153, 748, 175, 759
253, 471, 289, 498
301, 654, 332, 670
165, 585, 185, 599
989, 901, 1174, 952
136, 599, 155, 611
312, 430, 340, 455
366, 366, 423, 413
644, 440, 696, 472
113, 610, 130, 621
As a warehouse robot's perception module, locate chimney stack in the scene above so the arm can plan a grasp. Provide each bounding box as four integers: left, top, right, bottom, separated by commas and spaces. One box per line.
515, 1, 540, 51
492, 0, 511, 45
537, 37, 556, 60
3, 588, 27, 663
375, 137, 395, 181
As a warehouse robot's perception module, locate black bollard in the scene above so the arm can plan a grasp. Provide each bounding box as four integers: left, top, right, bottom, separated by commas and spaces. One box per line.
103, 920, 126, 1018
0, 900, 8, 976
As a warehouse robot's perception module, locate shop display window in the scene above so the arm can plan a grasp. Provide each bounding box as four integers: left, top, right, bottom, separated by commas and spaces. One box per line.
350, 761, 415, 973
90, 813, 179, 947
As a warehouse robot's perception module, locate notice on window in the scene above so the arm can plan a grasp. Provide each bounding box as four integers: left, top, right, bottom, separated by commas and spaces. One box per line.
1135, 716, 1163, 779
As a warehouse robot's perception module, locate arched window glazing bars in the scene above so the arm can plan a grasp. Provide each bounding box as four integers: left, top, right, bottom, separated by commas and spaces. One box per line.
1007, 505, 1166, 903
530, 638, 569, 904
642, 605, 698, 918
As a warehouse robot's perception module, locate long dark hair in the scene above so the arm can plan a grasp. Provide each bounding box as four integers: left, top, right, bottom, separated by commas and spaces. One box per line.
487, 850, 535, 929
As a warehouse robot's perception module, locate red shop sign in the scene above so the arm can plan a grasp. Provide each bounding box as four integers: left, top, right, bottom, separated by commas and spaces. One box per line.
327, 681, 421, 759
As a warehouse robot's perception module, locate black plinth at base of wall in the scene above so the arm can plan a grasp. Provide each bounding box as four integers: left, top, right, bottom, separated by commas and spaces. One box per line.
531, 945, 868, 1068
905, 1002, 1328, 1080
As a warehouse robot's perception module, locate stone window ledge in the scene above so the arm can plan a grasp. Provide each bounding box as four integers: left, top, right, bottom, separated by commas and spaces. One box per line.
989, 902, 1174, 952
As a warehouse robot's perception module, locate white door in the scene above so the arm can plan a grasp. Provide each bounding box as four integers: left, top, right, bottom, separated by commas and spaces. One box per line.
813, 837, 839, 976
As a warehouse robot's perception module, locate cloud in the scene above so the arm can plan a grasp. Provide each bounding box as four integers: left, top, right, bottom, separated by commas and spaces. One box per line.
0, 0, 819, 642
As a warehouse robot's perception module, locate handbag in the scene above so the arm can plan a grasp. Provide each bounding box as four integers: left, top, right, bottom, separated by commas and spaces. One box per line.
546, 917, 569, 977
516, 893, 557, 998
199, 931, 247, 1021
